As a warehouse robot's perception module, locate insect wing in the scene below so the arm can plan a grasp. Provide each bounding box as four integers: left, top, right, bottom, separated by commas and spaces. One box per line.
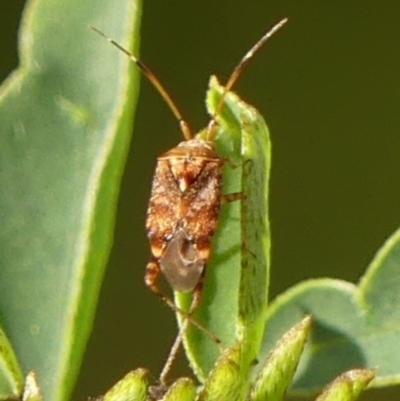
146, 158, 182, 258
159, 228, 205, 293
181, 156, 223, 260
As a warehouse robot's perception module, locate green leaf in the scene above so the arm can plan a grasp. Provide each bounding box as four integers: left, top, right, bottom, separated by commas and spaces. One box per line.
175, 77, 271, 382
103, 369, 149, 401
249, 316, 311, 401
315, 369, 375, 401
0, 324, 23, 399
160, 377, 197, 401
197, 343, 242, 401
0, 0, 141, 400
262, 227, 400, 395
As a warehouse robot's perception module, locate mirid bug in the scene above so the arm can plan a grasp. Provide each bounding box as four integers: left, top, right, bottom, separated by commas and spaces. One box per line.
91, 17, 287, 388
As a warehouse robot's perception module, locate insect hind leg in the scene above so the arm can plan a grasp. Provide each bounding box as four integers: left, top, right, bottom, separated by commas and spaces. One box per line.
158, 271, 215, 386
145, 259, 222, 344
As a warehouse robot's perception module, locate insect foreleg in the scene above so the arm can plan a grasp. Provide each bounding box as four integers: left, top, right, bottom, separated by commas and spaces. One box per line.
221, 192, 245, 204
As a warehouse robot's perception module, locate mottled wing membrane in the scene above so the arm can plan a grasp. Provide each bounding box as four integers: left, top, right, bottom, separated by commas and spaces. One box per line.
158, 228, 205, 292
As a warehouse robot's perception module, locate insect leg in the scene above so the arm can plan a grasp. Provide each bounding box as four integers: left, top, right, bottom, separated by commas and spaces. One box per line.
158, 271, 219, 386
145, 259, 222, 343
221, 192, 245, 204
222, 158, 253, 204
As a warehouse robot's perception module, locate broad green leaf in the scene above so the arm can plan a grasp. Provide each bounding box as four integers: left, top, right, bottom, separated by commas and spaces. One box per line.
0, 0, 141, 399
249, 316, 311, 401
262, 227, 400, 395
175, 77, 271, 382
315, 369, 375, 401
0, 324, 23, 399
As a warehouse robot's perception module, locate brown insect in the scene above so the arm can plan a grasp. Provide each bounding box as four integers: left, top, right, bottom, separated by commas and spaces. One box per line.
91, 17, 287, 387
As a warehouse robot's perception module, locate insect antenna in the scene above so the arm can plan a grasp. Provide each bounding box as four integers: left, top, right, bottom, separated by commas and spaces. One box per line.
90, 25, 193, 141
206, 17, 288, 141
155, 18, 289, 387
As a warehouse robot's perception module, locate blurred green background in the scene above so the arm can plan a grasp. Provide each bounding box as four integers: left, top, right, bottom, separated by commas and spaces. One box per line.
1, 1, 400, 400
